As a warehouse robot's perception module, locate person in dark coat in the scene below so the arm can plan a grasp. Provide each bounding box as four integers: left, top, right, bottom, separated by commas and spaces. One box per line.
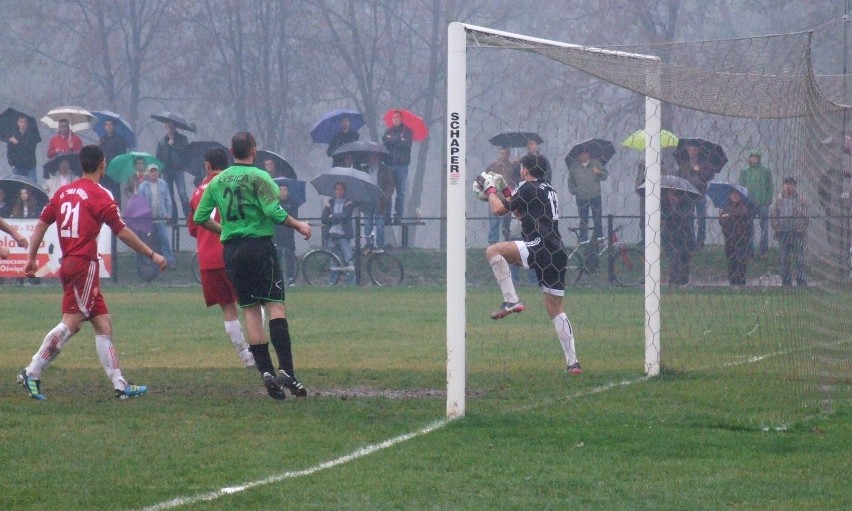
155, 120, 190, 219
719, 188, 753, 286
382, 110, 414, 224
327, 116, 360, 167
661, 188, 695, 285
676, 141, 715, 249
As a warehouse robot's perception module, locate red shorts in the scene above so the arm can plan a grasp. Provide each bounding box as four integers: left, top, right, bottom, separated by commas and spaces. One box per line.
60, 256, 108, 318
200, 268, 238, 307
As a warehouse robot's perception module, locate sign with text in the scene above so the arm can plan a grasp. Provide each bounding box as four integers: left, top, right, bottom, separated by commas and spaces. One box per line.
0, 219, 113, 278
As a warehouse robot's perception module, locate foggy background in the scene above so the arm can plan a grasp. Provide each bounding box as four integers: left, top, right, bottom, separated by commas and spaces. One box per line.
0, 0, 848, 247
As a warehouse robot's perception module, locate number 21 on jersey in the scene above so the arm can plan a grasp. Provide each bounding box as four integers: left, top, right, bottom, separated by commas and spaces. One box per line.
60, 201, 80, 238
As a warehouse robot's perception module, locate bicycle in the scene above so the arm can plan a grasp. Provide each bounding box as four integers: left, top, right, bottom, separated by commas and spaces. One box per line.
563, 224, 644, 286
301, 230, 404, 287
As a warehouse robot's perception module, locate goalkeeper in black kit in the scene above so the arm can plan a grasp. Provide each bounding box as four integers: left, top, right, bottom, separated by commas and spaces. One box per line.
474, 153, 582, 375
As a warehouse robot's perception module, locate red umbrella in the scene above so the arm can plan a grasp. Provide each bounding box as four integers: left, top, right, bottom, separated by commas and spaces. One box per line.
383, 109, 428, 141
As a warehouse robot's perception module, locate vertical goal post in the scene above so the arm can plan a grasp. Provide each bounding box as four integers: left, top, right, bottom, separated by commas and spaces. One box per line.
446, 22, 663, 418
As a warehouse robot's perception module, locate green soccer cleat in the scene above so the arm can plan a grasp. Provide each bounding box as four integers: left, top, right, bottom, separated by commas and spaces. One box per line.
115, 384, 148, 399
17, 370, 46, 400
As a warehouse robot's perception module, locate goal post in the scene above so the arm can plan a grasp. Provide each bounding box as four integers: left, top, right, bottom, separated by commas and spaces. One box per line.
446, 22, 664, 418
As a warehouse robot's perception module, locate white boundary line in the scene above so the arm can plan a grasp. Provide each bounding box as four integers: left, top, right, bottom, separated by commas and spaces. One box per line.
135, 418, 453, 511
135, 347, 795, 511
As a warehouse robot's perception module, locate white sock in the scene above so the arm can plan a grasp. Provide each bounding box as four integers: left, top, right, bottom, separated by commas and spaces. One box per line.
95, 335, 127, 390
224, 319, 249, 354
552, 313, 578, 366
489, 255, 519, 303
26, 323, 74, 379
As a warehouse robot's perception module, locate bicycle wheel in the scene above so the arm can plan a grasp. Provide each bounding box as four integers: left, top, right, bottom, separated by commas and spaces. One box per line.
367, 252, 404, 286
301, 249, 342, 286
564, 246, 584, 284
609, 246, 645, 286
190, 251, 201, 284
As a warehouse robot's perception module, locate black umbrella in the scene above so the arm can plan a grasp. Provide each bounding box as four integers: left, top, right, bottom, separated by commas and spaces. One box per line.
674, 138, 728, 174
565, 138, 616, 167
150, 111, 197, 133
254, 150, 297, 179
0, 175, 50, 210
184, 141, 230, 179
488, 131, 543, 148
42, 153, 83, 180
331, 140, 391, 167
0, 107, 42, 144
636, 175, 702, 199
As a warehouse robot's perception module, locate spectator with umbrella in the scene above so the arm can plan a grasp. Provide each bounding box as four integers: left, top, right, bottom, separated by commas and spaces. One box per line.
675, 138, 727, 249
1, 109, 41, 183
382, 109, 423, 224
153, 114, 192, 219
522, 137, 551, 184
45, 116, 85, 159
565, 139, 613, 244
326, 115, 361, 167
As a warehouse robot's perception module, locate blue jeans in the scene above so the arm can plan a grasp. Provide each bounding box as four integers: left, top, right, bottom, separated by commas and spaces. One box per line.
326, 236, 354, 285
164, 170, 190, 219
390, 164, 409, 220
362, 203, 386, 248
488, 210, 511, 244
576, 196, 603, 243
152, 221, 175, 267
13, 166, 37, 183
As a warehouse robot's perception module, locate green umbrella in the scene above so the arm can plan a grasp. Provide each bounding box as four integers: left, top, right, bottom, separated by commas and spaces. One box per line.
107, 152, 162, 182
622, 129, 679, 150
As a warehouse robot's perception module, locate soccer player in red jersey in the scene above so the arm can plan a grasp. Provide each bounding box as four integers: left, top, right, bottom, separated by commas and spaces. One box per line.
17, 145, 167, 400
187, 147, 255, 368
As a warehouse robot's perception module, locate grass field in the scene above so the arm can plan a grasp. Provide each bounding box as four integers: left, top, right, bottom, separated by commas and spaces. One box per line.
1, 284, 849, 510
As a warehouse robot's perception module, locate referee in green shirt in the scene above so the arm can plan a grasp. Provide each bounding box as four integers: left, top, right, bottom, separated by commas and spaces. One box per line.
195, 132, 312, 400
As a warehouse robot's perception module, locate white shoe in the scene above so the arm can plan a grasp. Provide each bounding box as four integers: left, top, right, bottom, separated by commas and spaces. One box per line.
238, 348, 256, 368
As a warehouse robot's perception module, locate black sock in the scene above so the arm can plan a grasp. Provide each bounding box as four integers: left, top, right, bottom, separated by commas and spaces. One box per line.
269, 318, 294, 376
248, 343, 276, 376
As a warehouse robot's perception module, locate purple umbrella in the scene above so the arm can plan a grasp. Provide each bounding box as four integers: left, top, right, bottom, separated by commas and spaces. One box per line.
123, 192, 153, 236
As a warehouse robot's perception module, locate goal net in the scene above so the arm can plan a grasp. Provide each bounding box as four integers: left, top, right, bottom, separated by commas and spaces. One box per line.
447, 23, 851, 427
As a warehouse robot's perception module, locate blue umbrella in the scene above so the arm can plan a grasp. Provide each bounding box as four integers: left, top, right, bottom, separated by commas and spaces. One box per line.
273, 178, 306, 208
92, 110, 136, 149
706, 182, 750, 209
310, 109, 364, 144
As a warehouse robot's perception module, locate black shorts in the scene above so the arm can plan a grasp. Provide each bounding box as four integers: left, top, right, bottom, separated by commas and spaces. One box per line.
525, 243, 567, 293
223, 237, 284, 307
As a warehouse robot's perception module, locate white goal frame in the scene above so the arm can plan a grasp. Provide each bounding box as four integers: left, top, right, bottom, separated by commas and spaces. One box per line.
446, 22, 664, 418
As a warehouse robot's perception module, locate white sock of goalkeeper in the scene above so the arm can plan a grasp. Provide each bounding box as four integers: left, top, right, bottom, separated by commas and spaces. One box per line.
552, 313, 578, 366
224, 319, 249, 354
95, 335, 127, 390
489, 255, 519, 303
26, 323, 74, 379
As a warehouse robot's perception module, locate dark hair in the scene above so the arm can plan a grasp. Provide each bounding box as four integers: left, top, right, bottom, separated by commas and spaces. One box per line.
783, 176, 797, 185
231, 132, 256, 159
204, 147, 229, 171
134, 156, 146, 165
80, 145, 105, 173
520, 154, 545, 178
